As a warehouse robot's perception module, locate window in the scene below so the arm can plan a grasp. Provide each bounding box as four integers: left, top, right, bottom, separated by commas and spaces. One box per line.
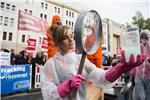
69, 21, 71, 26
3, 32, 7, 40
44, 15, 47, 20
72, 22, 74, 27
69, 12, 71, 17
102, 23, 106, 29
58, 8, 60, 13
29, 10, 32, 15
0, 2, 5, 9
6, 4, 10, 10
66, 20, 68, 25
8, 32, 12, 41
22, 35, 25, 42
0, 16, 3, 25
72, 13, 74, 17
25, 9, 28, 12
11, 5, 15, 11
41, 2, 44, 8
66, 10, 68, 16
54, 7, 57, 13
10, 18, 14, 27
40, 13, 43, 19
4, 17, 8, 26
45, 3, 48, 9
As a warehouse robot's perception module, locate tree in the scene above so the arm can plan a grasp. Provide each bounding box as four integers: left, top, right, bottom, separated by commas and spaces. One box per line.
132, 11, 145, 32
128, 11, 150, 32
126, 22, 132, 29
144, 18, 150, 30
126, 22, 133, 31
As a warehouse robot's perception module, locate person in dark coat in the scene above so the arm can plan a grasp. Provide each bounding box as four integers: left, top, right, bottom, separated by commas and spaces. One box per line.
32, 51, 44, 88
15, 50, 28, 65
10, 49, 16, 65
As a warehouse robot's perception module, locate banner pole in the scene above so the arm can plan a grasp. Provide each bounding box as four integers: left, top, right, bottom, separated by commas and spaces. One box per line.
16, 10, 21, 54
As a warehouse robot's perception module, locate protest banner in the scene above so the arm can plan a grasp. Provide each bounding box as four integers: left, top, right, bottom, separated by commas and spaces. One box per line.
0, 64, 30, 94
0, 52, 10, 66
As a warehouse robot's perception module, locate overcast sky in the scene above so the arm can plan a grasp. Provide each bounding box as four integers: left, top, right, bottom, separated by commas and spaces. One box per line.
56, 0, 150, 25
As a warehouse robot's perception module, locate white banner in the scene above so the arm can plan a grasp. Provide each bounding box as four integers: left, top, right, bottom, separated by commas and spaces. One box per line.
0, 52, 11, 66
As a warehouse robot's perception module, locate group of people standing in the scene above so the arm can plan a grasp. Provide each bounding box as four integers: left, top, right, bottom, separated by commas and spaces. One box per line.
10, 49, 47, 88
10, 49, 46, 66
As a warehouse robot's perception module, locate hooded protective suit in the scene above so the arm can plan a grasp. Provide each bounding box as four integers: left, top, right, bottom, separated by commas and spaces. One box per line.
40, 52, 114, 100
40, 50, 144, 100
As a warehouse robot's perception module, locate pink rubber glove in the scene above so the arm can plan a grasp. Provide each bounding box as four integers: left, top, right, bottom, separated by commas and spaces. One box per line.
148, 59, 150, 63
105, 50, 145, 83
57, 74, 85, 98
130, 68, 136, 79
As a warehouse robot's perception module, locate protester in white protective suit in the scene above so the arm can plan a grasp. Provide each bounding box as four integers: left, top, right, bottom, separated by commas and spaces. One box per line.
40, 25, 145, 100
131, 29, 150, 100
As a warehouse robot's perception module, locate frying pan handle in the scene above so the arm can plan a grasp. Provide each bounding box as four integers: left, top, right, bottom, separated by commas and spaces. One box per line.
70, 52, 87, 99
78, 52, 87, 74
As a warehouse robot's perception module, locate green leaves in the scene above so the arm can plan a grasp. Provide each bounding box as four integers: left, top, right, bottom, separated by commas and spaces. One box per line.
127, 11, 150, 32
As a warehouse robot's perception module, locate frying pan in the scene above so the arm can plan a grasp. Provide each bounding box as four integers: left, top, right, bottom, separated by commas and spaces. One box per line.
70, 10, 103, 99
75, 10, 102, 55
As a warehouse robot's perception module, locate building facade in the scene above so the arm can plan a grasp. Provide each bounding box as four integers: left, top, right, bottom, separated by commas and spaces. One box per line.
102, 20, 108, 52
105, 18, 127, 55
0, 0, 126, 56
0, 0, 80, 56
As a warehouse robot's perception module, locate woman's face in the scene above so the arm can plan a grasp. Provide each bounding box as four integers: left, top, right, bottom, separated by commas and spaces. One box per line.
60, 29, 75, 53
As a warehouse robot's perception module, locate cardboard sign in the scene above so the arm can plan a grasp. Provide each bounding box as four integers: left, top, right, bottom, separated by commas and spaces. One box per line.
0, 52, 10, 66
41, 37, 48, 50
26, 38, 36, 51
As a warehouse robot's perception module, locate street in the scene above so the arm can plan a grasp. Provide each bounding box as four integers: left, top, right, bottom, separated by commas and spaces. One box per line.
1, 91, 43, 100
1, 87, 125, 100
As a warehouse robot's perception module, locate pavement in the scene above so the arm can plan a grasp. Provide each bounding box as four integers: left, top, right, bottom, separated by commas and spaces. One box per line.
1, 87, 132, 100
1, 88, 43, 100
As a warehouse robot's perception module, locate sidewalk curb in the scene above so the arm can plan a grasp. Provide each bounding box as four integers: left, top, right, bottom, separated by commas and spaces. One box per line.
1, 88, 41, 99
27, 88, 41, 93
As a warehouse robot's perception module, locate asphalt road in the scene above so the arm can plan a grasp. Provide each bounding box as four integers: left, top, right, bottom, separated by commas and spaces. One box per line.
1, 91, 43, 100
1, 87, 133, 100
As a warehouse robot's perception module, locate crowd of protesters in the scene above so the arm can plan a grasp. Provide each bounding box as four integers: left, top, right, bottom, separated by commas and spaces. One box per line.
102, 52, 119, 67
7, 49, 47, 66
1, 49, 47, 88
